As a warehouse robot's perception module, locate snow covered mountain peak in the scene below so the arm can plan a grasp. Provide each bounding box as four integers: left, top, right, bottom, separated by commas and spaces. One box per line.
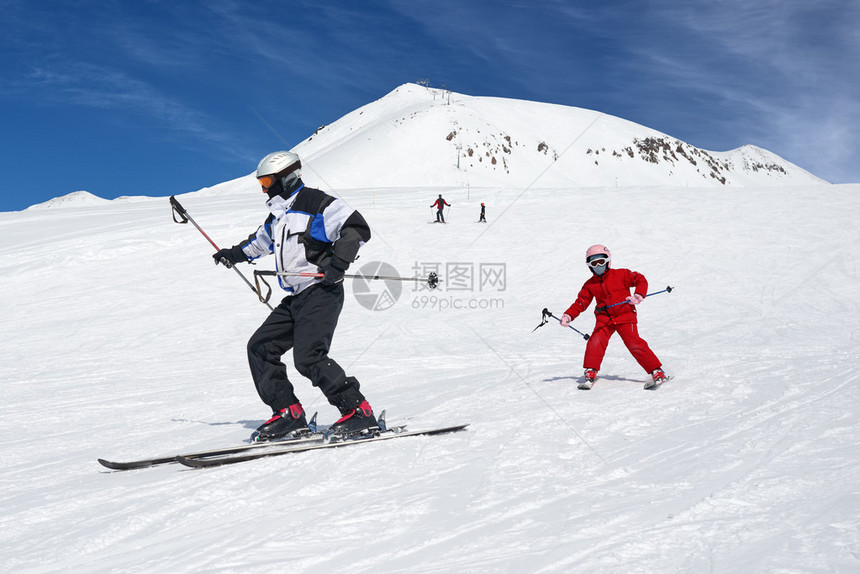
26, 190, 110, 210
295, 83, 827, 189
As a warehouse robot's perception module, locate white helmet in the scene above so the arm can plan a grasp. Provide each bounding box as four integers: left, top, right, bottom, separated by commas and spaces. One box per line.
256, 151, 302, 187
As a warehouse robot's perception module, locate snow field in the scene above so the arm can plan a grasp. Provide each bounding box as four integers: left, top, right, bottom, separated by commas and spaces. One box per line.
1, 180, 858, 572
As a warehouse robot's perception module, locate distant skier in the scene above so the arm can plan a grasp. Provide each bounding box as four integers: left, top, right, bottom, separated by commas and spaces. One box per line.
212, 150, 379, 441
479, 202, 486, 223
432, 194, 450, 223
560, 244, 667, 389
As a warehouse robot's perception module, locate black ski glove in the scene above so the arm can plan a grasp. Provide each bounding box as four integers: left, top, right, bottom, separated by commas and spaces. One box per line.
321, 255, 349, 286
213, 245, 248, 268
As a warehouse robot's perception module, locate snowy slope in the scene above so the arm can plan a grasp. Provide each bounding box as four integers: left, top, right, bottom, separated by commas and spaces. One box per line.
1, 85, 855, 572
1, 176, 858, 572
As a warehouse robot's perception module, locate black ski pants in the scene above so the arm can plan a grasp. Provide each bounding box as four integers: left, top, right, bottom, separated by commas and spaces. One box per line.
247, 283, 365, 415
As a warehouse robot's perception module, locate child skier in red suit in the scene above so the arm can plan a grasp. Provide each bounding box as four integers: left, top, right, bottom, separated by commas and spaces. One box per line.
561, 244, 667, 389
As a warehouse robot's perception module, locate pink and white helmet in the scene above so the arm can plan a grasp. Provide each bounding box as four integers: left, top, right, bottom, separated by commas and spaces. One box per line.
585, 244, 611, 274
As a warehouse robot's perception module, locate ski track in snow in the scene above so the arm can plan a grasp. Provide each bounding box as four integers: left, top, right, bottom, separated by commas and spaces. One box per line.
1, 183, 859, 573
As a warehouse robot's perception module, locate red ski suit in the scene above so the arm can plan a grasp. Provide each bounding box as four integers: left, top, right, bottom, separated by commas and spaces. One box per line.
564, 267, 662, 373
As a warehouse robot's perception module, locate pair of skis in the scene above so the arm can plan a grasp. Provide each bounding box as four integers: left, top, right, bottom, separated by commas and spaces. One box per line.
577, 376, 673, 391
98, 433, 324, 470
98, 413, 469, 471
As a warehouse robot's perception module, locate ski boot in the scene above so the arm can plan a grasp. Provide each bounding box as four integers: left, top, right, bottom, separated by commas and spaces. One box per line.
327, 400, 380, 441
644, 368, 667, 390
578, 368, 598, 390
252, 403, 310, 442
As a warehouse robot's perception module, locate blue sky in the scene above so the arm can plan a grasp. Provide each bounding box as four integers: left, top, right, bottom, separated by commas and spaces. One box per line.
1, 0, 857, 211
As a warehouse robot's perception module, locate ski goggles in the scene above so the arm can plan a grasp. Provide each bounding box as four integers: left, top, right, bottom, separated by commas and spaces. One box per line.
587, 256, 609, 268
257, 175, 276, 189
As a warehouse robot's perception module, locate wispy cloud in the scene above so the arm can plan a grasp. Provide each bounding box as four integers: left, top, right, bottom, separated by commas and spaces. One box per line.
644, 0, 860, 180
385, 1, 859, 181
0, 2, 260, 166
1, 0, 856, 196
17, 60, 256, 164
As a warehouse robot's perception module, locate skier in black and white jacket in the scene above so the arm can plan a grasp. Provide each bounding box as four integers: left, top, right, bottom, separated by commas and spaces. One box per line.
213, 151, 378, 441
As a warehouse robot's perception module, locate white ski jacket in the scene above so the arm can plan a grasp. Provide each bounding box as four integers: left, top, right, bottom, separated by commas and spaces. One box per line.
239, 182, 371, 295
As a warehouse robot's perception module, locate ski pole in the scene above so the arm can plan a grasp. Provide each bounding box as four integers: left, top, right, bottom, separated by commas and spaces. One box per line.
169, 196, 274, 311
532, 308, 590, 340
253, 270, 439, 304
595, 286, 674, 312
274, 270, 439, 288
